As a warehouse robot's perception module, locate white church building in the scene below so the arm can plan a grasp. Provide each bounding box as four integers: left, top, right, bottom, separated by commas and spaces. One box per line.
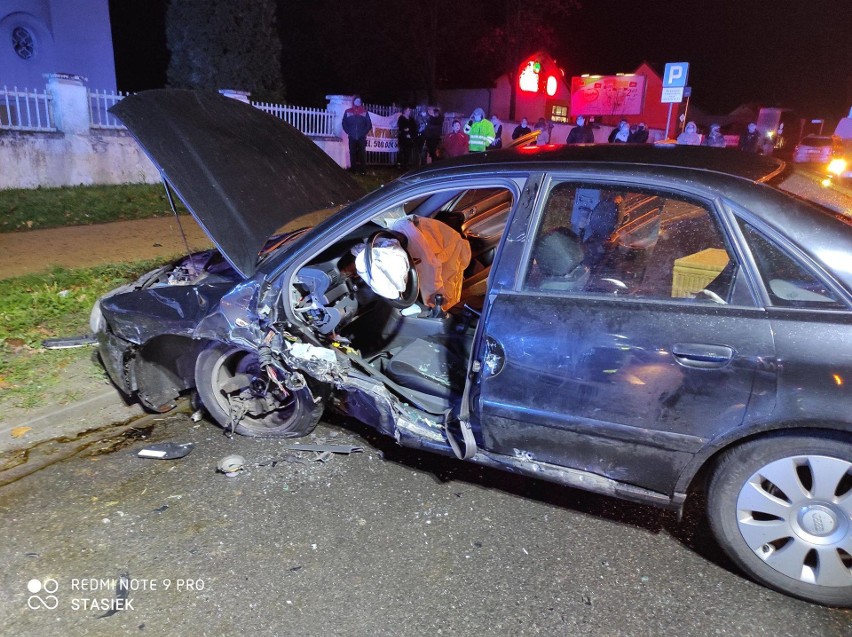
0, 0, 116, 90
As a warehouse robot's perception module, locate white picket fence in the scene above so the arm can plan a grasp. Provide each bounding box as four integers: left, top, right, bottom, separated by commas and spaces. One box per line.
251, 101, 335, 137
88, 89, 131, 129
0, 86, 56, 131
2, 84, 387, 143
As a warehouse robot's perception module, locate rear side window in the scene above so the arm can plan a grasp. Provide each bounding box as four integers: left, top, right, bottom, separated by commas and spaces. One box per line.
738, 221, 846, 308
524, 181, 749, 305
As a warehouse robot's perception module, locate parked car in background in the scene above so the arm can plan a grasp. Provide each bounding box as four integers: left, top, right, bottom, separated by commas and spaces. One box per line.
94, 90, 852, 607
793, 135, 839, 163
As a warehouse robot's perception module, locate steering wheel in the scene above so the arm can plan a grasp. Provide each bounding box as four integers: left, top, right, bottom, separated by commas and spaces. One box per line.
364, 231, 420, 309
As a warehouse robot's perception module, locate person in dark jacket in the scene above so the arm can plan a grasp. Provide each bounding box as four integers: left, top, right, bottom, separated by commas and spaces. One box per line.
702, 123, 726, 147
341, 96, 372, 174
566, 115, 595, 144
424, 108, 443, 163
608, 119, 630, 143
414, 107, 429, 166
489, 115, 503, 149
628, 121, 649, 143
512, 117, 532, 140
396, 106, 417, 169
739, 122, 762, 153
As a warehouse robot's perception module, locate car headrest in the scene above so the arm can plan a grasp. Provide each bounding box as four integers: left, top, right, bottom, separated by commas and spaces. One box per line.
535, 227, 584, 277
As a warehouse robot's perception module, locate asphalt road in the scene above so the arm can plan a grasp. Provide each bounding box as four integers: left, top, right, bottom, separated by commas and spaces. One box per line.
1, 411, 850, 637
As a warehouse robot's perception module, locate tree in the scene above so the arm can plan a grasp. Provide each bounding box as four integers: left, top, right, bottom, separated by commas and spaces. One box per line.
476, 0, 580, 120
166, 0, 284, 99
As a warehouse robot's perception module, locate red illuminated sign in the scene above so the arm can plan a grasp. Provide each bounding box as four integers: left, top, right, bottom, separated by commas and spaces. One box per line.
518, 53, 562, 96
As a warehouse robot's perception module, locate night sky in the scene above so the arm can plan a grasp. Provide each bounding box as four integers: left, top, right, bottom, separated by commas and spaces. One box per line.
109, 1, 852, 119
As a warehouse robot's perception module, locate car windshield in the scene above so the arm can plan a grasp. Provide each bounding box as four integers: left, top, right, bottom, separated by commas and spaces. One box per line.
772, 170, 852, 218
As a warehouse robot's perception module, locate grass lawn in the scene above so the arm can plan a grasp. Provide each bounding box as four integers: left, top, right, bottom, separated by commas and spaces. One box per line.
0, 260, 163, 409
0, 183, 185, 232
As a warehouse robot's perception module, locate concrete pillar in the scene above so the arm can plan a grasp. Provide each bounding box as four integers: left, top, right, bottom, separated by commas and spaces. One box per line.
44, 73, 89, 135
326, 94, 354, 139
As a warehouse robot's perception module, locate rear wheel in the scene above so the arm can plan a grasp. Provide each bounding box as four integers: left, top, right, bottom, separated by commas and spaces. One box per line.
707, 434, 852, 606
194, 342, 323, 438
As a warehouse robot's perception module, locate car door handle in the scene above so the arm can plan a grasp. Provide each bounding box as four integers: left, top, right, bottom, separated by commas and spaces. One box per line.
671, 343, 734, 369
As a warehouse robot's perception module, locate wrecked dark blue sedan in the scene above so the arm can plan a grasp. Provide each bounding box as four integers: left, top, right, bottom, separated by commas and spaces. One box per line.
92, 90, 852, 606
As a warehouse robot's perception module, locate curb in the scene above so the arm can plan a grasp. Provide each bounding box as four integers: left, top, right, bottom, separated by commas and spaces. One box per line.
0, 387, 145, 458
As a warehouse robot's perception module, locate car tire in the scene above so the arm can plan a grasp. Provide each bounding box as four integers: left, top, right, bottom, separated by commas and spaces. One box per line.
194, 342, 323, 438
707, 433, 852, 607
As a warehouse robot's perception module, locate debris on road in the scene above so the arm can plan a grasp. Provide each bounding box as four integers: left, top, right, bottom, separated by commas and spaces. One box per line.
217, 454, 247, 476
42, 334, 98, 349
137, 442, 194, 459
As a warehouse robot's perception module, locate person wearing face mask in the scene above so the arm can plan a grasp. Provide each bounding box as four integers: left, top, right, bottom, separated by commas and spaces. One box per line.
443, 119, 469, 158
341, 95, 372, 174
463, 107, 495, 152
512, 117, 532, 140
566, 115, 595, 144
628, 121, 649, 143
677, 121, 701, 145
608, 119, 629, 143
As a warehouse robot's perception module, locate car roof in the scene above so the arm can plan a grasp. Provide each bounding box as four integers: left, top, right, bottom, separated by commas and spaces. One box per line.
410, 143, 788, 183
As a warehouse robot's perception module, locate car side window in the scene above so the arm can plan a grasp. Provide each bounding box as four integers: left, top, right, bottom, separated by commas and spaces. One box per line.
525, 182, 745, 304
737, 220, 845, 308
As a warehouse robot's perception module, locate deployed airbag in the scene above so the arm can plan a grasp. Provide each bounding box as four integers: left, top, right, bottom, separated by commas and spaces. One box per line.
392, 216, 471, 308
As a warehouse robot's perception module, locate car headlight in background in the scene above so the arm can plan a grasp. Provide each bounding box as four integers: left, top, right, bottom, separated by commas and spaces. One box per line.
827, 158, 848, 176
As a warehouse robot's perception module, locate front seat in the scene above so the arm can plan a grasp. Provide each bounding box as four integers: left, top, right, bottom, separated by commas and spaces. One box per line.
533, 227, 589, 291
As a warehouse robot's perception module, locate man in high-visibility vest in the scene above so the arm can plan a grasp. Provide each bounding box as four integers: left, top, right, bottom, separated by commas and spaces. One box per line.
463, 108, 495, 152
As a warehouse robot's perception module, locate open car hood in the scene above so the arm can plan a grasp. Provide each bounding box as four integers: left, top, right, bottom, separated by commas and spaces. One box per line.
111, 90, 365, 278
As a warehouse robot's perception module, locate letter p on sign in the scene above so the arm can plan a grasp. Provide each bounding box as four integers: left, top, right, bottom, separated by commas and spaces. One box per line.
663, 62, 689, 88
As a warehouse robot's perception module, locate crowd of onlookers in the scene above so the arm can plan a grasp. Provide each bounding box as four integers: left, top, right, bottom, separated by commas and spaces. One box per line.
342, 96, 766, 172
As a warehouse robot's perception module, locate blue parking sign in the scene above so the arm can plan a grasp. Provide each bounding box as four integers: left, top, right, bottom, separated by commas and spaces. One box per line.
663, 62, 689, 88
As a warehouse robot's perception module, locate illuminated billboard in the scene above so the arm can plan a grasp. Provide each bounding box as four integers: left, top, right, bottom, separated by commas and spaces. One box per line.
570, 75, 646, 116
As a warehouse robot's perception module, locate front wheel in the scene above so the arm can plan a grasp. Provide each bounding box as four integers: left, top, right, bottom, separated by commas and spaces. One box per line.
194, 342, 324, 438
707, 433, 852, 606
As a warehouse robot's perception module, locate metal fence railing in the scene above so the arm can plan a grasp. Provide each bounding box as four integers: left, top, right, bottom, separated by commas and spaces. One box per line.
0, 86, 56, 131
252, 101, 335, 137
88, 89, 129, 129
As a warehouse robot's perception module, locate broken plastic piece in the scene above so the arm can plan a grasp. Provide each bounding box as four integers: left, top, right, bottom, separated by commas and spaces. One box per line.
42, 334, 97, 349
217, 454, 247, 475
190, 409, 204, 422
137, 443, 194, 459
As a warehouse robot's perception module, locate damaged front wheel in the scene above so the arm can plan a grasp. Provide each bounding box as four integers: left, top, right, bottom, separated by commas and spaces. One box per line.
195, 342, 324, 437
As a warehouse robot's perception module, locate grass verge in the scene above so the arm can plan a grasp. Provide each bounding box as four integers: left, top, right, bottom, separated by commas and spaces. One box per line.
0, 260, 163, 409
0, 183, 187, 232
0, 169, 399, 233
